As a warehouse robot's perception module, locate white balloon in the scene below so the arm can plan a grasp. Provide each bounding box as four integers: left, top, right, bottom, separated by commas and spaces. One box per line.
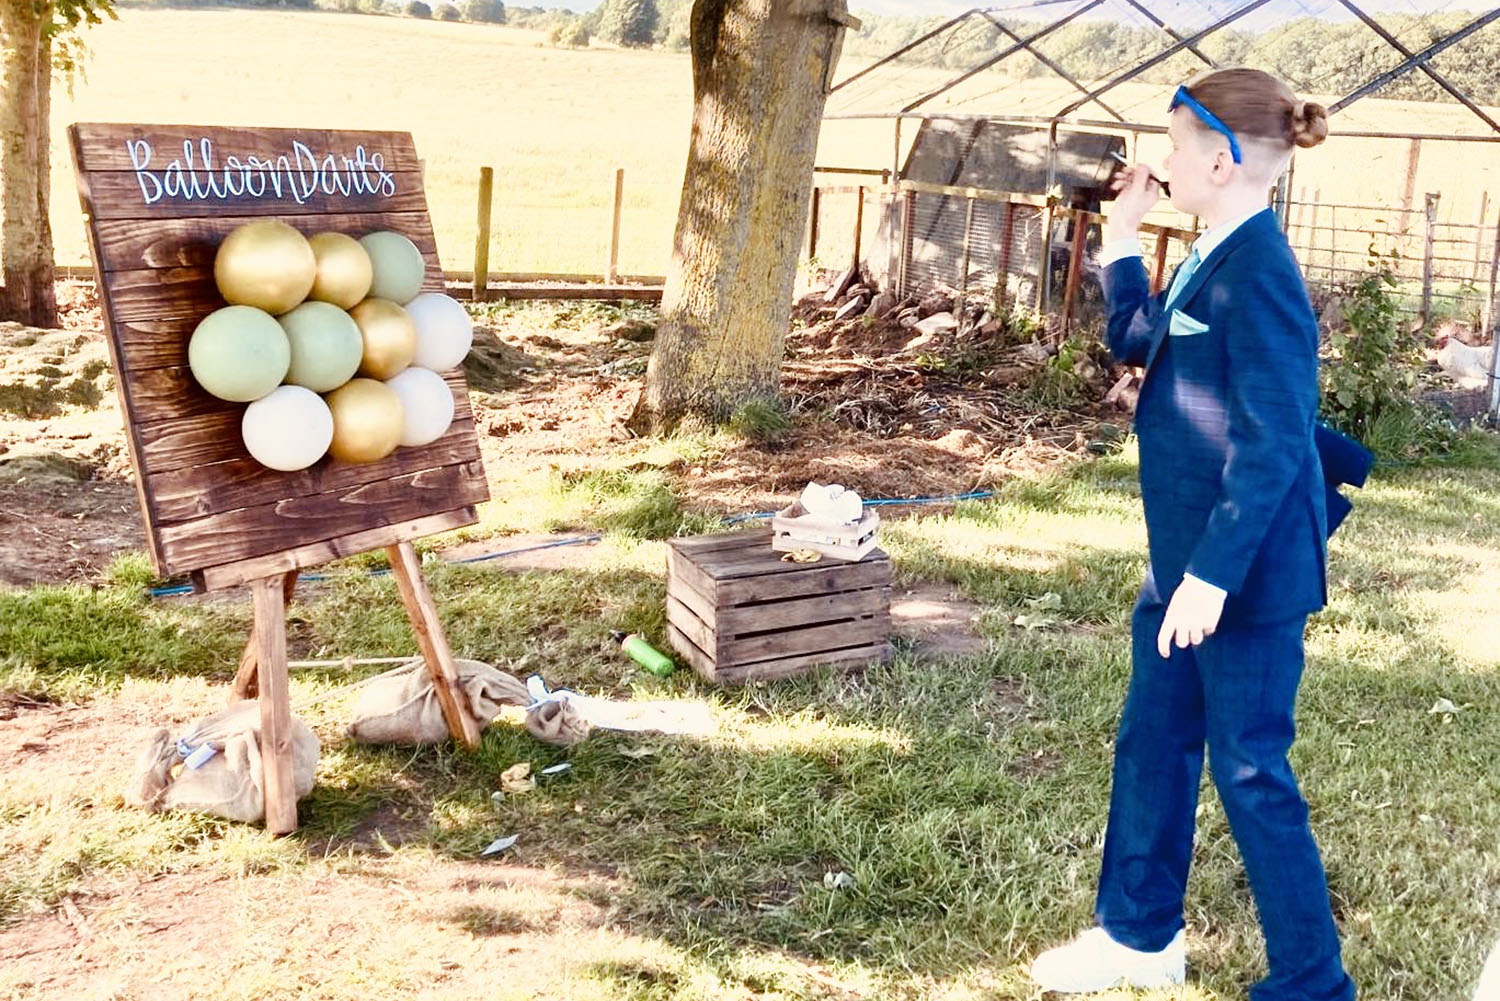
404, 293, 473, 371
385, 367, 456, 447
241, 385, 333, 471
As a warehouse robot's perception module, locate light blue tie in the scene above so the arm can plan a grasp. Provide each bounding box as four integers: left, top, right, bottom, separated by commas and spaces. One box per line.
1165, 247, 1202, 308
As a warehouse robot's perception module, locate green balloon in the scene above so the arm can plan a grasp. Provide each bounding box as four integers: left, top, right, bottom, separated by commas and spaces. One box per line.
359, 231, 425, 304
188, 305, 290, 402
279, 301, 364, 392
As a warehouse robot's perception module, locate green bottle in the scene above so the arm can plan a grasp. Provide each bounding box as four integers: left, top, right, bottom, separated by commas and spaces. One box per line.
612, 630, 675, 677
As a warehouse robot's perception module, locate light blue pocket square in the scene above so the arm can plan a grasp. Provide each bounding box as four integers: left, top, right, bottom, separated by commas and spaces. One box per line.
1168, 310, 1210, 337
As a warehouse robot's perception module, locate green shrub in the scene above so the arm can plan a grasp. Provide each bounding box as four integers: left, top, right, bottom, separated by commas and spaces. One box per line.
463, 0, 504, 23
435, 2, 460, 18
405, 0, 431, 16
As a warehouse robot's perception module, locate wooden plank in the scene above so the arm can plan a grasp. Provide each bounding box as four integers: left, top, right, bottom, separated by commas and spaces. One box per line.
90, 211, 438, 274
136, 378, 472, 473
69, 127, 166, 573
157, 461, 488, 575
70, 123, 422, 172
707, 545, 891, 582
714, 641, 892, 685
387, 540, 482, 749
719, 585, 889, 633
80, 169, 430, 220
666, 574, 718, 630
195, 507, 476, 592
665, 547, 721, 608
668, 529, 770, 555
150, 418, 481, 525
251, 575, 298, 835
721, 614, 890, 663
718, 557, 890, 605
666, 594, 720, 660
234, 571, 297, 700
666, 623, 718, 682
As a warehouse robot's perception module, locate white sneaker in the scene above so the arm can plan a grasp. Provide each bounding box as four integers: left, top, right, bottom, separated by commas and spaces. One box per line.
1030, 927, 1186, 993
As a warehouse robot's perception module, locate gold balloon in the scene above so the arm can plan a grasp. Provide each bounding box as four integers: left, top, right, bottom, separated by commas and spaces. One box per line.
350, 298, 417, 380
307, 232, 374, 310
214, 220, 316, 315
325, 378, 404, 464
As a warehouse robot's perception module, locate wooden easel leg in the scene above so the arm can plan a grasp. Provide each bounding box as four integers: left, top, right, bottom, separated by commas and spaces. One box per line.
250, 575, 298, 836
385, 541, 482, 749
233, 571, 297, 700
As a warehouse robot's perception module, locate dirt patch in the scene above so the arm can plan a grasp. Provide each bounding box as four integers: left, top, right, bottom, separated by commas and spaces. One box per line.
0, 857, 625, 1001
890, 585, 987, 659
0, 682, 227, 792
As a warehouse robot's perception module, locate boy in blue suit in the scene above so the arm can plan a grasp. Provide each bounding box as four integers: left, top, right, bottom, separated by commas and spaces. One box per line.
1030, 69, 1357, 1001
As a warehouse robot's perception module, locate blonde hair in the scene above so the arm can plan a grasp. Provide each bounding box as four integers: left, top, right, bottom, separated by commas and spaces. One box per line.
1183, 68, 1328, 150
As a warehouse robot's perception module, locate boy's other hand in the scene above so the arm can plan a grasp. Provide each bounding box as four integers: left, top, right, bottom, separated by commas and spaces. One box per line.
1157, 574, 1227, 657
1106, 166, 1161, 242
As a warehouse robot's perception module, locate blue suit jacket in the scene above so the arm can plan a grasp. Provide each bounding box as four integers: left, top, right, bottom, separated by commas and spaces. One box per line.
1104, 209, 1327, 625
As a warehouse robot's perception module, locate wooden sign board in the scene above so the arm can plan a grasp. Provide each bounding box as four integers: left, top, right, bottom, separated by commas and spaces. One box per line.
70, 124, 489, 833
68, 124, 489, 593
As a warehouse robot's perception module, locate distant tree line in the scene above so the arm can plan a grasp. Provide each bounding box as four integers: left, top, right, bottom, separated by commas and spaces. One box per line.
108, 0, 1500, 105
838, 10, 1500, 105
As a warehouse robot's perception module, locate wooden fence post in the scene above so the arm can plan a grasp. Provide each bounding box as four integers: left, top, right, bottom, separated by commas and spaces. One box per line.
473, 166, 493, 302
607, 167, 624, 284
995, 201, 1015, 310
1472, 190, 1489, 286
852, 185, 865, 271
808, 185, 821, 262
958, 194, 975, 302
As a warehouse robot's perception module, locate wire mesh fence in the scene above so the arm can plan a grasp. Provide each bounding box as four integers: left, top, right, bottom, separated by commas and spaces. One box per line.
807, 179, 1499, 344
1286, 191, 1499, 331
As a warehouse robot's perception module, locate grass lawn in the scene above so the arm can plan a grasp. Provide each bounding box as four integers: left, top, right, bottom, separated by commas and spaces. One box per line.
3, 435, 1498, 999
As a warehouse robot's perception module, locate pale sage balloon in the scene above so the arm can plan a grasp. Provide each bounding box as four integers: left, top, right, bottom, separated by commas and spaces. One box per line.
279, 301, 364, 392
188, 305, 291, 403
358, 230, 426, 305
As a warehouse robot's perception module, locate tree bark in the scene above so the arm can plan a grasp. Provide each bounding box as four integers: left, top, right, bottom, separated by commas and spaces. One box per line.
631, 0, 848, 431
0, 0, 59, 329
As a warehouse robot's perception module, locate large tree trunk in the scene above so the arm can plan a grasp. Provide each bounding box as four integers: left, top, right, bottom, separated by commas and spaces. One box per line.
631, 0, 849, 431
0, 0, 59, 329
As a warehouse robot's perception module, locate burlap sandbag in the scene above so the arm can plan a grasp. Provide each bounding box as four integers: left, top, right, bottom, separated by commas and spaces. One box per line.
127, 702, 320, 825
347, 659, 589, 747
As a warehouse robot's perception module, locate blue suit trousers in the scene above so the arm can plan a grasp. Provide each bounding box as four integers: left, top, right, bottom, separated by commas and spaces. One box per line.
1094, 602, 1355, 1001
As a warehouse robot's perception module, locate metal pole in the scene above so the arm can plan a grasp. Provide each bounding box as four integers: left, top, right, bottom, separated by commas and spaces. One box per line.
1423, 192, 1439, 330
473, 166, 493, 302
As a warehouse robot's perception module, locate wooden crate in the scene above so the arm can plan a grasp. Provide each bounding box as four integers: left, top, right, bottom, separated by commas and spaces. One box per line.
666, 529, 891, 685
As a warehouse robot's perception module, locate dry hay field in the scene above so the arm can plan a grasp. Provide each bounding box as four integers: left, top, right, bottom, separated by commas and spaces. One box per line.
45, 7, 1500, 277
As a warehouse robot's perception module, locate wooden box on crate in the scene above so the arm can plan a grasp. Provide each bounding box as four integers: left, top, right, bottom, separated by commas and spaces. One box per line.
770, 503, 880, 562
665, 529, 892, 685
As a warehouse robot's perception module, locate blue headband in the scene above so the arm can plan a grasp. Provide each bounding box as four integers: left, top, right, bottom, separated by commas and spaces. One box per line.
1170, 85, 1243, 164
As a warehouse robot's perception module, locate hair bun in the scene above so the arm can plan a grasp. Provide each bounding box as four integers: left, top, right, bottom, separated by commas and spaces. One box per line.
1291, 100, 1329, 148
